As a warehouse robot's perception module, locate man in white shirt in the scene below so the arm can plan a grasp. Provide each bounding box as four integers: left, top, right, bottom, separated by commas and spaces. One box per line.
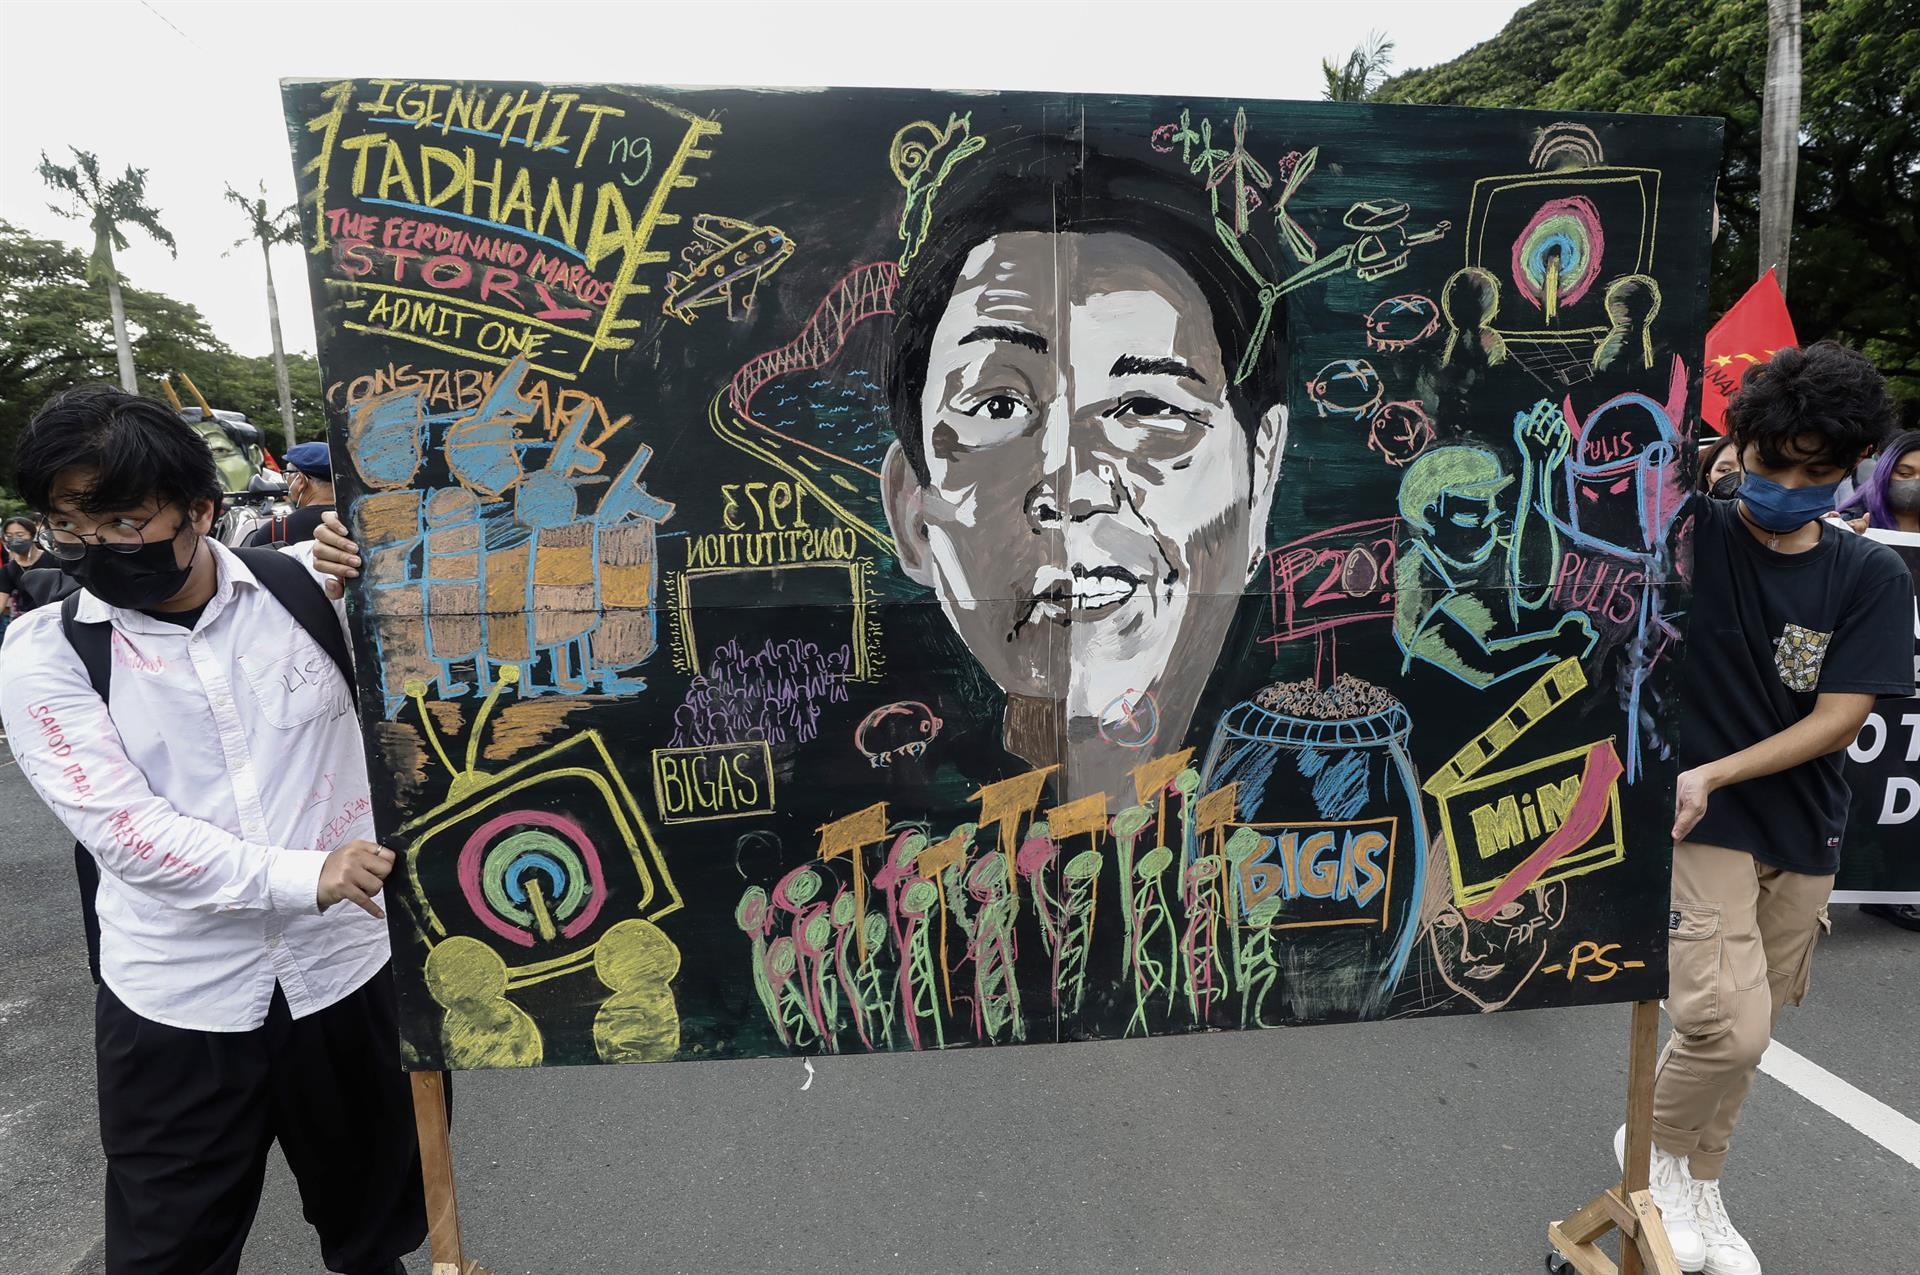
0, 386, 425, 1275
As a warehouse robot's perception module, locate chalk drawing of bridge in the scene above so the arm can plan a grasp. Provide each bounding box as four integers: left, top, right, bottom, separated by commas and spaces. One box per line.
727, 260, 901, 423
711, 260, 903, 553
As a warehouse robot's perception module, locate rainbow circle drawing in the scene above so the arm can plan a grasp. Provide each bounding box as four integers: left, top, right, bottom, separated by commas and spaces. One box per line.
458, 809, 609, 948
1511, 196, 1605, 314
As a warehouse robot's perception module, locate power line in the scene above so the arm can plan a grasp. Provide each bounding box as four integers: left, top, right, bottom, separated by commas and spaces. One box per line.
138, 0, 203, 51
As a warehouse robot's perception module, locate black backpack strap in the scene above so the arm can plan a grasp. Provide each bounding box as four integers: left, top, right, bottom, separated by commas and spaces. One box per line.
60, 593, 111, 985
232, 547, 357, 701
59, 592, 112, 693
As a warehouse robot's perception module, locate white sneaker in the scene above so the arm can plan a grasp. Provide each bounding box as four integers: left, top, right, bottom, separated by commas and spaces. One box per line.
1692, 1178, 1762, 1275
1614, 1124, 1707, 1272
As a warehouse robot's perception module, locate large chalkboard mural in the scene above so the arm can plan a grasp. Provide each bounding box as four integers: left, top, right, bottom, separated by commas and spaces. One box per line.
282, 81, 1722, 1068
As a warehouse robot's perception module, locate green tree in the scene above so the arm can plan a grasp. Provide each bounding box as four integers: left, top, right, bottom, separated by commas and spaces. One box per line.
1322, 31, 1397, 102
225, 182, 304, 444
0, 221, 324, 511
36, 148, 177, 392
1376, 0, 1919, 412
1371, 0, 1593, 108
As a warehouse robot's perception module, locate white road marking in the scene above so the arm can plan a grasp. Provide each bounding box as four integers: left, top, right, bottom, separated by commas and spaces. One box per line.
1828, 890, 1920, 904
1759, 1037, 1920, 1170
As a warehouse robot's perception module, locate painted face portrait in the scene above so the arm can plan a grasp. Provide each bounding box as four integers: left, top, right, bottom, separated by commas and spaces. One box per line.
884, 229, 1286, 788
1427, 881, 1569, 1011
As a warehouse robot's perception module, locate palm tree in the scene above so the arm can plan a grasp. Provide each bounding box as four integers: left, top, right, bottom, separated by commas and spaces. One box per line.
1322, 31, 1396, 102
226, 182, 303, 445
1759, 0, 1802, 293
36, 148, 176, 392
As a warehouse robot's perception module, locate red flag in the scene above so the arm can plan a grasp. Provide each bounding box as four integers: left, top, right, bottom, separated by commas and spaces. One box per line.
1701, 268, 1797, 434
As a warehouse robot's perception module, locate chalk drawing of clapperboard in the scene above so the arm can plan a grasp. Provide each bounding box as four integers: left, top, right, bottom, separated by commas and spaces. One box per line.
1423, 657, 1627, 919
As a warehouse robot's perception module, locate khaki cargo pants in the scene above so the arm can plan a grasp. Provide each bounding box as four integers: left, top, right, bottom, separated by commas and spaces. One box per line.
1652, 841, 1833, 1179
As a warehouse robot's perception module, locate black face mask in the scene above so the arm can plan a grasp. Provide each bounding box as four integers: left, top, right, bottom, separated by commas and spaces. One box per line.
1708, 472, 1743, 501
3, 537, 31, 556
1889, 477, 1920, 515
59, 520, 200, 610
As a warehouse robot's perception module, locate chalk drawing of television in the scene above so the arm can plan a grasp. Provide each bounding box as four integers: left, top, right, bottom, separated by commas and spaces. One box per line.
398, 728, 682, 984
1465, 165, 1662, 388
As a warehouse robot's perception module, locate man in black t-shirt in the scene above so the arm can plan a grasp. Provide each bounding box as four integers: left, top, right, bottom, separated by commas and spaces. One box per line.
244, 442, 335, 548
1624, 343, 1915, 1275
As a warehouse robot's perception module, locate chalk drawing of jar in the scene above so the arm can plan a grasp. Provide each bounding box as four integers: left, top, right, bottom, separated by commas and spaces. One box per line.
1196, 675, 1429, 1023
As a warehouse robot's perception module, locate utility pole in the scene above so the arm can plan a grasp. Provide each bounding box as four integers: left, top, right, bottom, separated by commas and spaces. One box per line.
1759, 0, 1802, 294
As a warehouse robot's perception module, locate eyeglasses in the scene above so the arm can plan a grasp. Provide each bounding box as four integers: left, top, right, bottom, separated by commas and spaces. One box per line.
35, 509, 176, 561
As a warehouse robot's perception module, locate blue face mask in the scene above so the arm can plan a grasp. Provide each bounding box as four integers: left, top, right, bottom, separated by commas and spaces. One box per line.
1737, 471, 1843, 533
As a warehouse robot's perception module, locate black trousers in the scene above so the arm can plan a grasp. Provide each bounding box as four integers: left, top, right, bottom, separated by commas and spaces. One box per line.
95, 968, 428, 1275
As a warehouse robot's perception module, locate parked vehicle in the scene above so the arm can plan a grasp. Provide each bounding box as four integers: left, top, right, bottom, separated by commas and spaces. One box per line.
161, 375, 294, 544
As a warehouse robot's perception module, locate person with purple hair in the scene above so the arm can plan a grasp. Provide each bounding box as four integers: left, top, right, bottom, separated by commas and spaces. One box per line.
1837, 430, 1920, 931
1838, 429, 1920, 534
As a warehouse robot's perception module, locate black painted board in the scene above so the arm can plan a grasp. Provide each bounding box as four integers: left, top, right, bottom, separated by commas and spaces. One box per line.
281, 80, 1721, 1067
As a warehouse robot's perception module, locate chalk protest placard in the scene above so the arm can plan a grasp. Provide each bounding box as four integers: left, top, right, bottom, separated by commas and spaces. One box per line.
282, 80, 1721, 1067
1835, 528, 1920, 903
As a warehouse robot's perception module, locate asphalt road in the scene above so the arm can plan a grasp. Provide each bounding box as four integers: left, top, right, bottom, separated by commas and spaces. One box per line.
2, 746, 1914, 1275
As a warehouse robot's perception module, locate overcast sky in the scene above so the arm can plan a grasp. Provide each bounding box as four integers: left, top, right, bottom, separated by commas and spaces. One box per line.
0, 0, 1527, 359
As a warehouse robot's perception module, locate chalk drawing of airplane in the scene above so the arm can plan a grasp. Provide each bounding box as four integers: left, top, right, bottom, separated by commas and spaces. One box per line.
663, 214, 795, 323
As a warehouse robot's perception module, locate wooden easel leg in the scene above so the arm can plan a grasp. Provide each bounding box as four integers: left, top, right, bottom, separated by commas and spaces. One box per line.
1546, 1000, 1682, 1275
1621, 1000, 1659, 1195
411, 1071, 492, 1275
1619, 998, 1661, 1275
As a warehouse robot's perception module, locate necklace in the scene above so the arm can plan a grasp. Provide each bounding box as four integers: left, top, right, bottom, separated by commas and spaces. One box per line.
1737, 503, 1785, 551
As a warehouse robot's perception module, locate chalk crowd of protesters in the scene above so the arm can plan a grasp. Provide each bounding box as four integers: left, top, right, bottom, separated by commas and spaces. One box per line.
0, 345, 1914, 1274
